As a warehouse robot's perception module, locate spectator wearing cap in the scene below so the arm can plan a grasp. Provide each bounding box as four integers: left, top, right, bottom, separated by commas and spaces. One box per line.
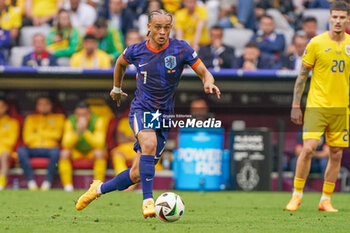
46, 9, 81, 58
18, 97, 65, 191
86, 17, 124, 62
233, 42, 275, 70
250, 14, 285, 65
59, 101, 107, 192
22, 34, 57, 67
282, 33, 308, 72
198, 25, 235, 69
70, 34, 112, 69
63, 0, 97, 35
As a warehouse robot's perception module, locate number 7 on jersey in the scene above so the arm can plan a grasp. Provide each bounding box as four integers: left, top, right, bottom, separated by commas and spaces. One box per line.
141, 71, 147, 84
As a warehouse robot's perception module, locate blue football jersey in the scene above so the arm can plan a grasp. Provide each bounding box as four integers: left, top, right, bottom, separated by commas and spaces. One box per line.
121, 38, 201, 114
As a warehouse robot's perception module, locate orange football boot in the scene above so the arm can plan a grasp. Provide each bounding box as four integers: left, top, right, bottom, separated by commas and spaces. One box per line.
75, 180, 103, 210
318, 199, 338, 212
285, 195, 302, 211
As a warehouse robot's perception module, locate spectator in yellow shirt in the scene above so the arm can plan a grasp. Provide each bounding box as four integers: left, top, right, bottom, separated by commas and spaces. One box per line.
24, 0, 63, 26
161, 0, 181, 13
175, 0, 210, 51
0, 98, 19, 190
59, 101, 107, 192
7, 0, 24, 15
18, 97, 65, 190
0, 0, 22, 42
111, 117, 137, 175
70, 34, 112, 69
111, 113, 163, 176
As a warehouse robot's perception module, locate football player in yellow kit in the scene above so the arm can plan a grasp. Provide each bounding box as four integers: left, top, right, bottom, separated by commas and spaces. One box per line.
286, 1, 350, 212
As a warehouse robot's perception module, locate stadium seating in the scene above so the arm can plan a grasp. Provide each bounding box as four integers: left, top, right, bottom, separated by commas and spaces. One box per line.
266, 8, 292, 31
19, 25, 51, 47
72, 159, 94, 169
57, 58, 71, 67
222, 28, 254, 56
206, 0, 219, 29
303, 9, 330, 32
9, 46, 33, 66
2, 2, 348, 192
30, 158, 49, 169
276, 29, 294, 52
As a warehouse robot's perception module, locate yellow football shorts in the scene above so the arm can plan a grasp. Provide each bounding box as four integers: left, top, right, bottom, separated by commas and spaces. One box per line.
71, 149, 95, 160
303, 108, 349, 147
0, 147, 16, 158
0, 147, 10, 155
111, 142, 137, 161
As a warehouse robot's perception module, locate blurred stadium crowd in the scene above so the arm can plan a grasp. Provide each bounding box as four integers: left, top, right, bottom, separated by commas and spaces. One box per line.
1, 0, 349, 191
0, 96, 151, 191
0, 0, 346, 70
0, 95, 210, 191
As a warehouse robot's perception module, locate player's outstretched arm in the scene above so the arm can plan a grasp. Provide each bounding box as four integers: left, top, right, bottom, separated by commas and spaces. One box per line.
193, 62, 221, 99
291, 64, 311, 125
110, 55, 129, 107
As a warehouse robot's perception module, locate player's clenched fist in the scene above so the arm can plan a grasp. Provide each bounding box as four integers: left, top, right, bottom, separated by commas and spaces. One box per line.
110, 89, 128, 107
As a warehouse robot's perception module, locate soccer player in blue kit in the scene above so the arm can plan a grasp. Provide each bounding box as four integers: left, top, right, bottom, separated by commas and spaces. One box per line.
75, 9, 221, 218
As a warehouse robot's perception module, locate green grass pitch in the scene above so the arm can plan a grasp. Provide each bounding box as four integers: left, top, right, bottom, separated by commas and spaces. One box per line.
1, 190, 350, 233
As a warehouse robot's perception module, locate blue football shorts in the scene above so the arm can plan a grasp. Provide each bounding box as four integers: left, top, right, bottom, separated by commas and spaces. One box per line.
129, 111, 170, 164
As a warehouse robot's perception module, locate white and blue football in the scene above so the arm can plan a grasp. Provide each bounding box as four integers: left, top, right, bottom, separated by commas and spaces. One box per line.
155, 192, 185, 222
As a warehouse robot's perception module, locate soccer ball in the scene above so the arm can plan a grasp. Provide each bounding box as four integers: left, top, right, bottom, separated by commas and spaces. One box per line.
155, 192, 185, 222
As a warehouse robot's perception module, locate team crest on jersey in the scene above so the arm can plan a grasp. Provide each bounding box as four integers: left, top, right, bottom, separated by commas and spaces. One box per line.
164, 55, 177, 70
345, 45, 350, 55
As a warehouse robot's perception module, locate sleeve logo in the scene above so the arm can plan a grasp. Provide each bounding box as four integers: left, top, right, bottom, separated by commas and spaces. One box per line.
345, 45, 350, 55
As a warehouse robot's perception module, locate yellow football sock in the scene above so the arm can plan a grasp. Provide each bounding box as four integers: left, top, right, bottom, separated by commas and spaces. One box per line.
322, 181, 336, 198
0, 175, 7, 188
58, 160, 72, 186
94, 159, 107, 181
294, 177, 306, 194
113, 155, 128, 175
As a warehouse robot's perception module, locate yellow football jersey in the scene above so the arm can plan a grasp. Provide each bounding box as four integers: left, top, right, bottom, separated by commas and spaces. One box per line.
0, 115, 19, 154
302, 32, 350, 110
174, 5, 210, 46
